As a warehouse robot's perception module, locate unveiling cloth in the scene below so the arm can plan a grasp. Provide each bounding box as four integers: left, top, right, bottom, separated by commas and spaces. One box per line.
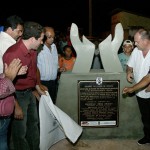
39, 92, 83, 150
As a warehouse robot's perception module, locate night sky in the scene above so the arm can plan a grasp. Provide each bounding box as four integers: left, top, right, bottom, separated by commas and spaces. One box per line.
0, 0, 149, 36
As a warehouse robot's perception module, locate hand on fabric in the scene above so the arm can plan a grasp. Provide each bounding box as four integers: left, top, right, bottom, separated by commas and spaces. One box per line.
39, 84, 48, 92
36, 85, 47, 96
33, 84, 48, 101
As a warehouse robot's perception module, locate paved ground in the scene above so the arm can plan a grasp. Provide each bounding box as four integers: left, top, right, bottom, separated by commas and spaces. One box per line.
49, 138, 150, 150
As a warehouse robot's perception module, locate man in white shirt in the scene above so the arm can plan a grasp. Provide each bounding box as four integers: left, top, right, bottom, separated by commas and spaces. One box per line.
0, 15, 24, 73
37, 27, 59, 104
126, 28, 150, 145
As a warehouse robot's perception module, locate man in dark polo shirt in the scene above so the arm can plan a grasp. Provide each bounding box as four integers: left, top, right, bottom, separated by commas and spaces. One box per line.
3, 21, 45, 150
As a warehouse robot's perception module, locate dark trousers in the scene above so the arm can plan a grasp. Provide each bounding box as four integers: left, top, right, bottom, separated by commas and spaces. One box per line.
12, 90, 39, 150
136, 96, 150, 139
41, 80, 57, 104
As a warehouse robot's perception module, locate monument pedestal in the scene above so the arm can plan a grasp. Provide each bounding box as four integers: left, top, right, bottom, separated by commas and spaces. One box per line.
56, 70, 143, 139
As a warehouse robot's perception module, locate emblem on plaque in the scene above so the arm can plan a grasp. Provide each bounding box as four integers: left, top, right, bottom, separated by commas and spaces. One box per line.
96, 77, 103, 85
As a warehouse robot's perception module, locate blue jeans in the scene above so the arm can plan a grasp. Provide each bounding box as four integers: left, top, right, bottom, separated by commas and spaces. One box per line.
12, 90, 39, 150
0, 117, 11, 150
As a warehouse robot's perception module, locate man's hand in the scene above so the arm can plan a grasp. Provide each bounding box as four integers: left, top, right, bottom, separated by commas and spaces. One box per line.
39, 84, 48, 92
32, 83, 48, 101
145, 84, 150, 92
18, 65, 28, 75
4, 58, 28, 81
126, 66, 134, 83
127, 72, 134, 83
14, 100, 24, 119
32, 90, 41, 101
35, 84, 47, 96
122, 87, 134, 94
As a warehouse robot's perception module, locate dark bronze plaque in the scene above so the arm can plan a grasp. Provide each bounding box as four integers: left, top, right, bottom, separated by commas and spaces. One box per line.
78, 80, 120, 127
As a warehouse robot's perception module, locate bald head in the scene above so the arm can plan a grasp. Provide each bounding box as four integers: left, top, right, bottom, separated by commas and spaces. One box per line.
44, 27, 55, 37
43, 26, 55, 46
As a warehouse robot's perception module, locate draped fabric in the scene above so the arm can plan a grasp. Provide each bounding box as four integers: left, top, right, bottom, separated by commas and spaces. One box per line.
39, 92, 83, 150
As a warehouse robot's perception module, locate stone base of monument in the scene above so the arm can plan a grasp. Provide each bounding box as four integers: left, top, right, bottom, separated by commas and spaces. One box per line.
56, 69, 143, 140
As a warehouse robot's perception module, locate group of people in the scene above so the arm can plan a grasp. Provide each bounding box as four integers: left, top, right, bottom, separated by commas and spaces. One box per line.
0, 15, 47, 150
0, 15, 76, 150
1, 14, 150, 150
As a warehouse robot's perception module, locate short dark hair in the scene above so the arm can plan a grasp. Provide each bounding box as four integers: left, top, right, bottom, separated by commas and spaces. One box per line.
22, 21, 43, 40
3, 15, 24, 31
63, 45, 73, 52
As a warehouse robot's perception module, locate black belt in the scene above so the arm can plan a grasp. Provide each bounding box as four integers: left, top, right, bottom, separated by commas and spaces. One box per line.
16, 88, 35, 92
0, 116, 11, 119
41, 80, 56, 82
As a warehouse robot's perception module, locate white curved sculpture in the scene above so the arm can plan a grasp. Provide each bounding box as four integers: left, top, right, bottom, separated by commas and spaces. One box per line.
70, 23, 95, 73
99, 23, 123, 72
70, 23, 124, 73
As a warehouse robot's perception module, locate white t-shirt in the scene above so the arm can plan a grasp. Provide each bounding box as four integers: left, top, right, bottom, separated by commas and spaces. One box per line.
127, 47, 150, 98
0, 32, 16, 73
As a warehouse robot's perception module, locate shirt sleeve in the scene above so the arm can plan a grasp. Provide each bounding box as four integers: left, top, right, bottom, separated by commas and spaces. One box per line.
0, 73, 15, 99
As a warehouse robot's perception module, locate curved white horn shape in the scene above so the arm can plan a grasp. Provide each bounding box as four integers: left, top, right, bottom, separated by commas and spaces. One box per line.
70, 23, 95, 73
99, 23, 124, 72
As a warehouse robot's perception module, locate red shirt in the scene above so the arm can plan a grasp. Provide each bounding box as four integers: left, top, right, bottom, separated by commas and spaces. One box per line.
0, 73, 15, 116
3, 39, 37, 90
